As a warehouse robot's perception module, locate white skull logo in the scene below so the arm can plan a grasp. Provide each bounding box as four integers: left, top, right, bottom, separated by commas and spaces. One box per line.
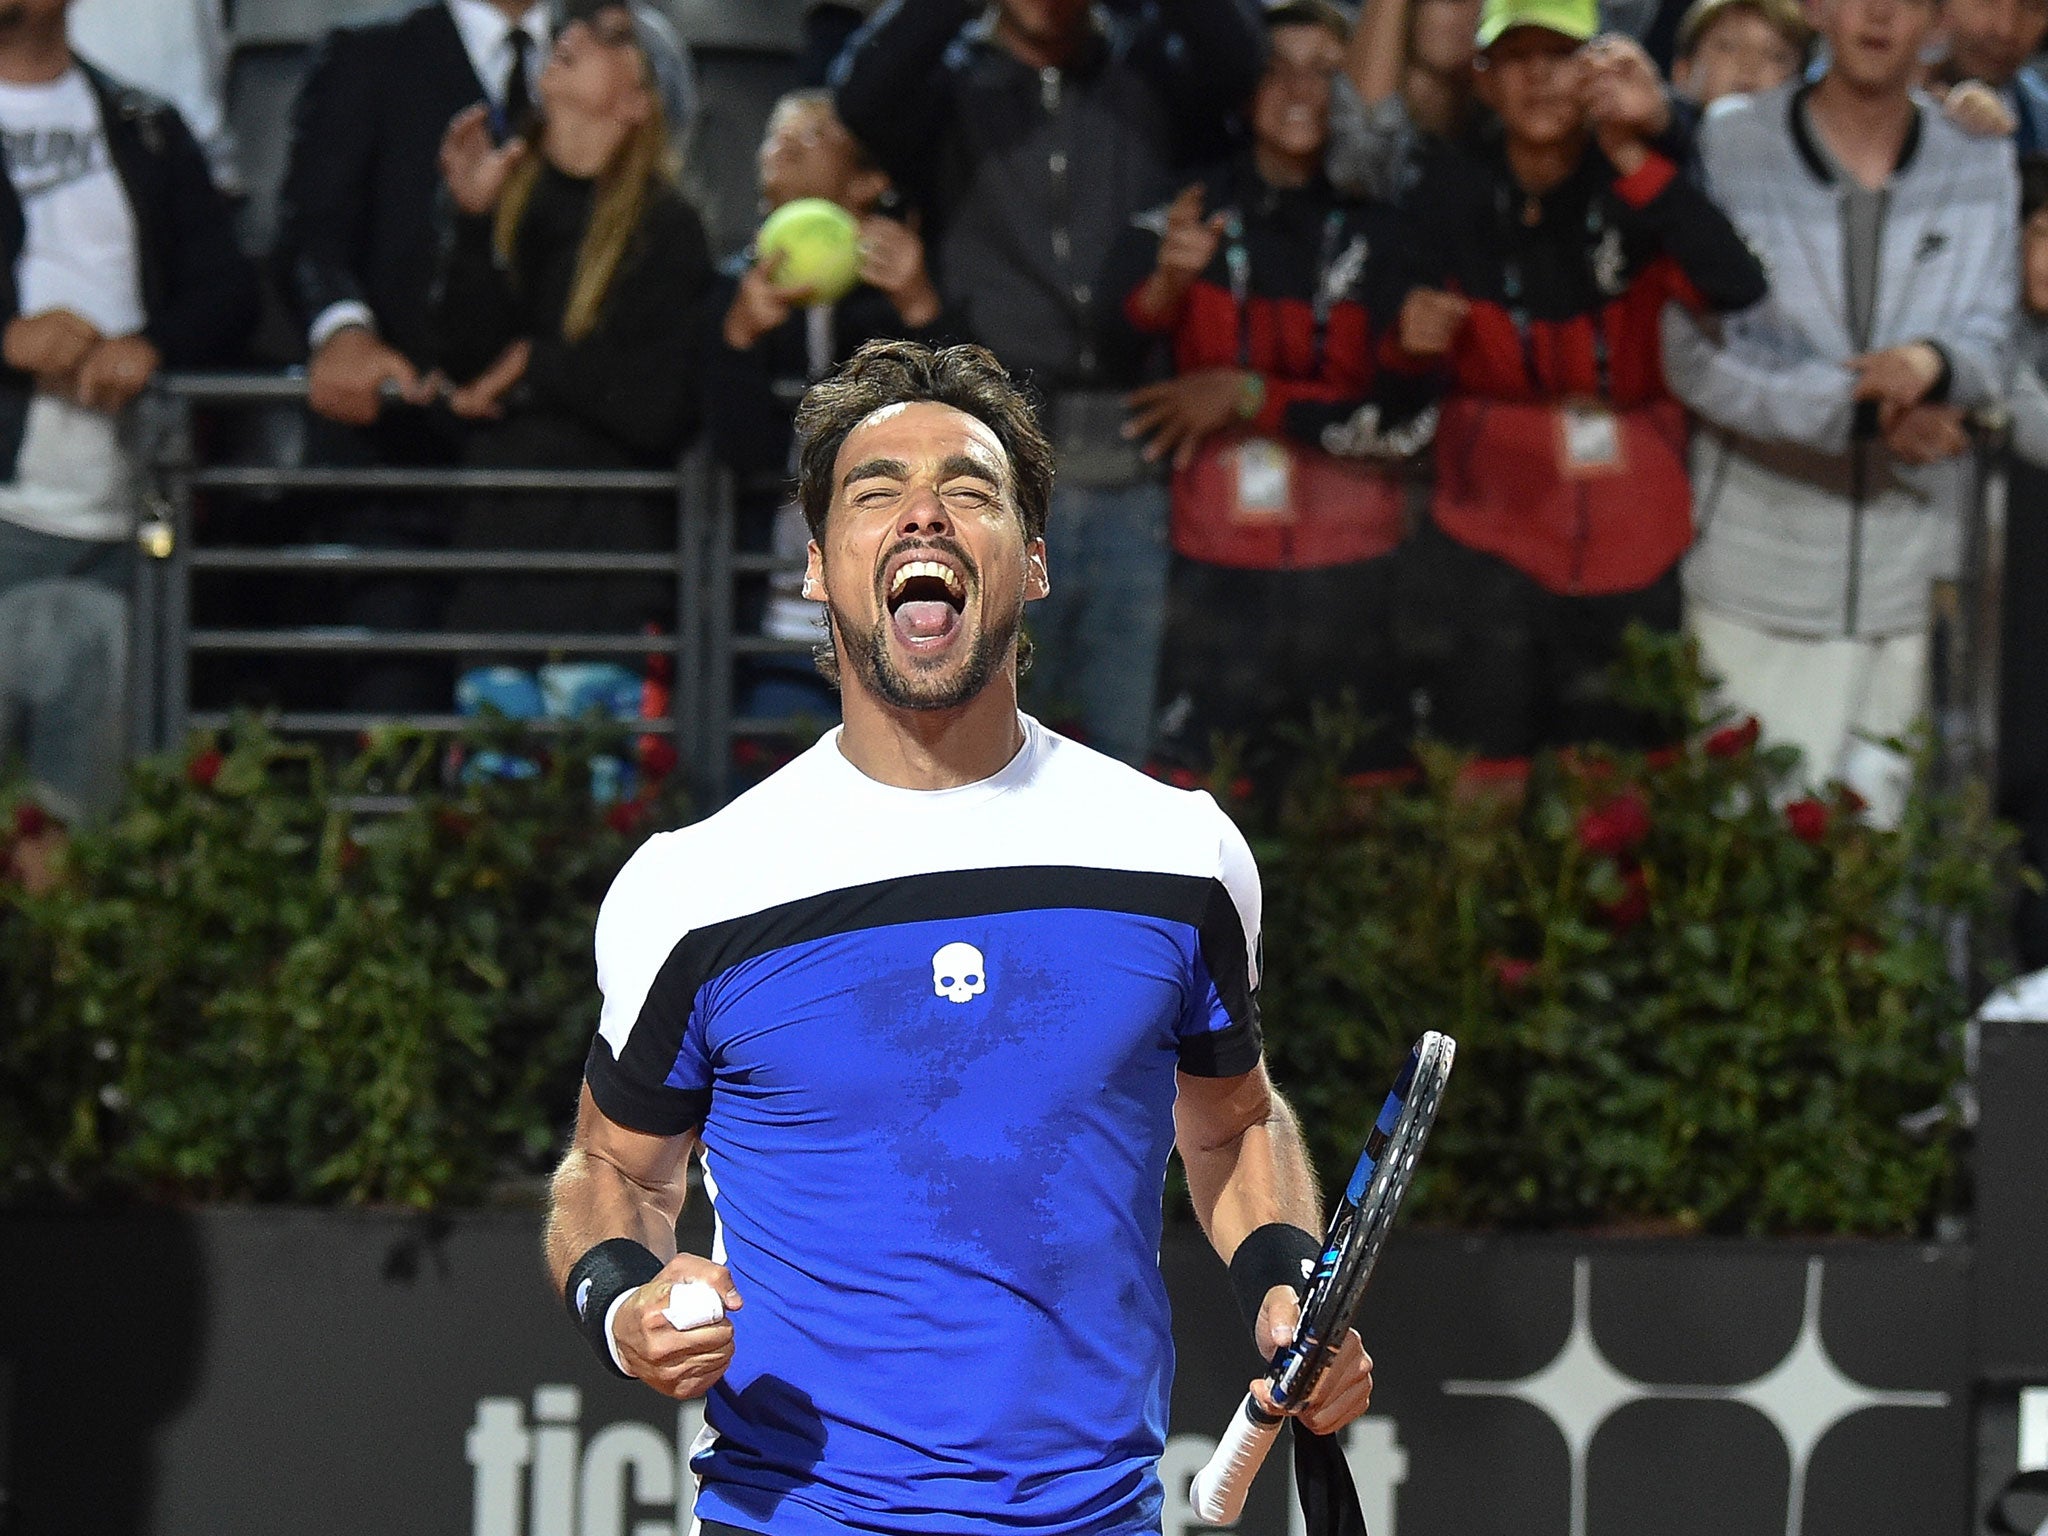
932, 942, 986, 1004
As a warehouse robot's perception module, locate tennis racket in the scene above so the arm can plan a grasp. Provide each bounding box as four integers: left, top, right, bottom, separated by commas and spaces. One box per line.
1189, 1030, 1456, 1527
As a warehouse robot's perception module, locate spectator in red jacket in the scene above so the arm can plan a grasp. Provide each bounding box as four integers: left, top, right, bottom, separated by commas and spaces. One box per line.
1116, 1, 1419, 789
1389, 0, 1766, 761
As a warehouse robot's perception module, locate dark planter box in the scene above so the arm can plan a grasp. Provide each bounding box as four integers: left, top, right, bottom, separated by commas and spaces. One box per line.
0, 1210, 1984, 1536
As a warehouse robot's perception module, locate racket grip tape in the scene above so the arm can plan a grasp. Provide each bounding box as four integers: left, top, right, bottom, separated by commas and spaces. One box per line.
1189, 1394, 1285, 1526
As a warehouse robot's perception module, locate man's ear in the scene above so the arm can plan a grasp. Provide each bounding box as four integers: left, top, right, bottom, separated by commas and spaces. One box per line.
1025, 539, 1050, 600
803, 540, 826, 601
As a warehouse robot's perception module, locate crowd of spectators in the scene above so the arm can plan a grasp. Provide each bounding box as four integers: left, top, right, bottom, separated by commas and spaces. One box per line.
5, 0, 2048, 953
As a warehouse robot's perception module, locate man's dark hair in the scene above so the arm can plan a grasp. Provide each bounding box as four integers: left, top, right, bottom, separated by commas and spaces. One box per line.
794, 340, 1053, 545
1264, 0, 1352, 40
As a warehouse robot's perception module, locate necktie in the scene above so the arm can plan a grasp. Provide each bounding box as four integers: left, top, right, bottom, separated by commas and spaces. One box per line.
499, 27, 534, 140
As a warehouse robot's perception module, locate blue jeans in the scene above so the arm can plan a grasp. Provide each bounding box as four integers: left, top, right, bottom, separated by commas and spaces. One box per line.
1023, 478, 1170, 765
0, 520, 131, 821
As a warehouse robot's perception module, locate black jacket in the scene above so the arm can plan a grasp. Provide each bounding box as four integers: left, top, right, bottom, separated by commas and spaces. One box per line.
832, 0, 1263, 389
429, 165, 714, 468
0, 64, 257, 479
273, 1, 491, 363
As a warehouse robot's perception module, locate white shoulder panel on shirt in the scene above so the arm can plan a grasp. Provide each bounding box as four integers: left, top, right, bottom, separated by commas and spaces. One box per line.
593, 717, 1260, 1057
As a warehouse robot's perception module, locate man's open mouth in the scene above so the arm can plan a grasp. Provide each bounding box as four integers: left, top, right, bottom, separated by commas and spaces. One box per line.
885, 556, 968, 647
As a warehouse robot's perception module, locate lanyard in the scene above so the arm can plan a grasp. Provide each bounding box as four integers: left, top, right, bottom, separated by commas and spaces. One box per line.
1224, 205, 1350, 375
1494, 183, 1613, 402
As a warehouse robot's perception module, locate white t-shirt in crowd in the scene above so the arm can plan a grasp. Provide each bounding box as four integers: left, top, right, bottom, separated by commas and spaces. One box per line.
0, 67, 144, 543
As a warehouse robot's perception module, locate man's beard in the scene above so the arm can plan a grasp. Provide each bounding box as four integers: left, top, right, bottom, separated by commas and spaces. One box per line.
828, 587, 1020, 712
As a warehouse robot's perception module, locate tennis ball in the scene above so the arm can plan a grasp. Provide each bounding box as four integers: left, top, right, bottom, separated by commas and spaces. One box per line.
756, 197, 863, 305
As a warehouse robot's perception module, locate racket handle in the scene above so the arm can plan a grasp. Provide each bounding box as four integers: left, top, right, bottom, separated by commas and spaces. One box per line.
1189, 1394, 1284, 1526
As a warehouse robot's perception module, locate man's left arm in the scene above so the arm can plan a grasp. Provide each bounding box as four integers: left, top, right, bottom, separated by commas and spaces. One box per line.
1175, 1064, 1376, 1434
1136, 0, 1267, 159
1929, 149, 2021, 410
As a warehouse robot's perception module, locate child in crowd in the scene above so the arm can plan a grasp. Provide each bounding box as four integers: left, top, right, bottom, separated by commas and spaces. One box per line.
429, 0, 712, 733
706, 88, 949, 728
1670, 0, 1810, 105
1389, 0, 1767, 763
1114, 1, 1418, 791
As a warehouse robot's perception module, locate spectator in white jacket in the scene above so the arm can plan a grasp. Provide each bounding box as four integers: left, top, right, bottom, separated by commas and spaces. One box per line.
1661, 0, 2017, 823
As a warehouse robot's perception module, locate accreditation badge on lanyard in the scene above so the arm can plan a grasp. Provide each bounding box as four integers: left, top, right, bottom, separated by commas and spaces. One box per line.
1231, 437, 1295, 523
1558, 398, 1624, 476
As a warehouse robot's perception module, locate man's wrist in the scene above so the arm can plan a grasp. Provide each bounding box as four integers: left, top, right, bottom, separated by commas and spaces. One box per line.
1228, 1222, 1321, 1332
564, 1237, 664, 1379
309, 301, 376, 355
1235, 371, 1267, 422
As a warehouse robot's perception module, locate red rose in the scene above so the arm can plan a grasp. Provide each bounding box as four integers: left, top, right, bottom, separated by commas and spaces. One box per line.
1704, 716, 1762, 759
1785, 798, 1830, 843
1644, 744, 1683, 771
1487, 953, 1538, 991
1229, 776, 1255, 802
435, 808, 475, 839
1600, 866, 1651, 931
338, 837, 364, 872
1576, 791, 1652, 857
12, 801, 51, 839
186, 748, 224, 788
605, 799, 650, 837
638, 736, 680, 780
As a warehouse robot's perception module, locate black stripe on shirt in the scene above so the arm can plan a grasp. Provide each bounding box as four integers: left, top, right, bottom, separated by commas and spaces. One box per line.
586, 863, 1262, 1136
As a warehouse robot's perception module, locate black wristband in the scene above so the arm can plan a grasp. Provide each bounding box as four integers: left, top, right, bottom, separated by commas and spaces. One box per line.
1228, 1222, 1322, 1334
565, 1237, 665, 1379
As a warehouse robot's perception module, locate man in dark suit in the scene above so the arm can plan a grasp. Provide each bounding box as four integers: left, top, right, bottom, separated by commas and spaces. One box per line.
274, 0, 548, 428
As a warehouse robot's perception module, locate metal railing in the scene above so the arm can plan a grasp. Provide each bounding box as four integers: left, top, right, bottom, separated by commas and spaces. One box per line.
137, 370, 765, 804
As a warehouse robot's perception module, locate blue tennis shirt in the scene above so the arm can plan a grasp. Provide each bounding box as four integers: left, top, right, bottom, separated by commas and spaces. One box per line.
586, 716, 1264, 1536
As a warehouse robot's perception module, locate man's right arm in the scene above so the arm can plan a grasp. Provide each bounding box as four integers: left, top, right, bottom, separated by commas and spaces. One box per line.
545, 1084, 741, 1401
273, 28, 380, 338
830, 0, 973, 185
273, 27, 427, 422
1659, 302, 1857, 453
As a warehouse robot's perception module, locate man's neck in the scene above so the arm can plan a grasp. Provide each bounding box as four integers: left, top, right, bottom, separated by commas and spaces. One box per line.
1253, 142, 1316, 190
836, 672, 1029, 791
1808, 70, 1916, 190
479, 0, 536, 22
0, 28, 72, 86
1505, 132, 1585, 197
995, 16, 1085, 71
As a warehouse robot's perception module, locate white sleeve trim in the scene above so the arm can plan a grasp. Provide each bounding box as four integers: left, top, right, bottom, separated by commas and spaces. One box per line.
603, 1288, 635, 1376
308, 301, 376, 354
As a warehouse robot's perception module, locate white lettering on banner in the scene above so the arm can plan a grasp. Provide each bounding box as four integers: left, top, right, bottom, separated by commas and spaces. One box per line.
1159, 1420, 1407, 1536
2021, 1387, 2048, 1473
467, 1388, 707, 1536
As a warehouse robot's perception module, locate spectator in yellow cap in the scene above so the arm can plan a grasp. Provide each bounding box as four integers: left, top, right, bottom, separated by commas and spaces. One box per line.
1379, 0, 1768, 763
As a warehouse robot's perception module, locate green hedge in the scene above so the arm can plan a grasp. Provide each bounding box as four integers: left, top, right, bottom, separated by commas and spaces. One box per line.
0, 644, 2010, 1229
0, 722, 678, 1206
1255, 639, 2007, 1235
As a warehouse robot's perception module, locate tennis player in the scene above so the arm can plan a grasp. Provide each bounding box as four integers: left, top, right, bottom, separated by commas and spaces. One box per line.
544, 339, 1374, 1536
